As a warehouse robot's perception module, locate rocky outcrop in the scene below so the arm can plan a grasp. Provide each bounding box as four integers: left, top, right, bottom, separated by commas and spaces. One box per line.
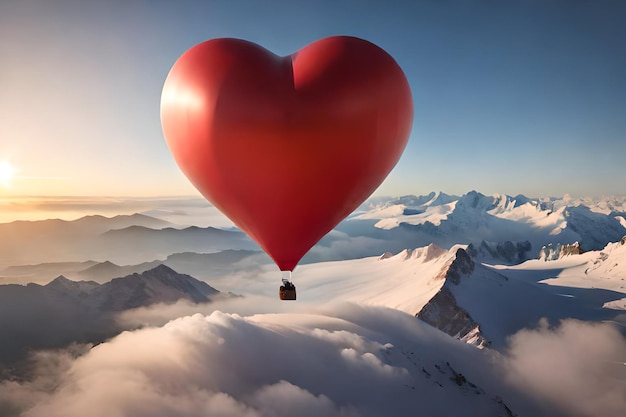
378, 251, 394, 260
433, 248, 474, 284
584, 237, 626, 275
539, 242, 584, 261
467, 240, 532, 264
418, 286, 489, 348
417, 249, 489, 348
560, 242, 584, 256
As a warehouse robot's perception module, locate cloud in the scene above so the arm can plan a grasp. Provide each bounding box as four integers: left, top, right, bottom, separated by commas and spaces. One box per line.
502, 318, 626, 417
116, 296, 309, 329
0, 196, 232, 227
0, 343, 91, 416
0, 305, 519, 417
249, 381, 353, 417
305, 235, 389, 264
1, 305, 624, 417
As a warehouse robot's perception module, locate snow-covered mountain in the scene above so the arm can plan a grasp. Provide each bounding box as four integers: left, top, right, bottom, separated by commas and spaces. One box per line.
346, 191, 626, 261
415, 248, 489, 347
187, 237, 625, 351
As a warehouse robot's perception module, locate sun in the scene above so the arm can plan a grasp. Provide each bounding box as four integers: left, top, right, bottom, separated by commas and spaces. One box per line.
0, 161, 15, 187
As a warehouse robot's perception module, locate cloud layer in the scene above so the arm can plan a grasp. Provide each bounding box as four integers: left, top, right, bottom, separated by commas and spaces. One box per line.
503, 318, 626, 416
1, 303, 624, 417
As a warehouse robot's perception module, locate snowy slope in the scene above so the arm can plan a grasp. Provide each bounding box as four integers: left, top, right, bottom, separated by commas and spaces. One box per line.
353, 191, 458, 229
199, 238, 626, 351
510, 238, 626, 310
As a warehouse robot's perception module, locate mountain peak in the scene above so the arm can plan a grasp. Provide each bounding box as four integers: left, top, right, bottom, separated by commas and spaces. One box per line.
145, 263, 178, 276
137, 264, 202, 288
409, 243, 448, 262
433, 248, 475, 285
96, 265, 221, 311
46, 275, 100, 294
48, 274, 71, 284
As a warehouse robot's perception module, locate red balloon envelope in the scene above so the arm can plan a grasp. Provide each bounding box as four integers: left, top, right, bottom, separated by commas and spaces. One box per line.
161, 36, 413, 272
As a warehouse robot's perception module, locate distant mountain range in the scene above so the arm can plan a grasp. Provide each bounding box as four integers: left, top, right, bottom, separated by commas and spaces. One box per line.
0, 265, 223, 367
335, 190, 626, 261
0, 213, 259, 269
3, 190, 625, 287
0, 250, 271, 285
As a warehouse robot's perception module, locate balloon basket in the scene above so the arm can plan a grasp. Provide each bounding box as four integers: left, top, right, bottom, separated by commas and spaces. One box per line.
279, 271, 296, 301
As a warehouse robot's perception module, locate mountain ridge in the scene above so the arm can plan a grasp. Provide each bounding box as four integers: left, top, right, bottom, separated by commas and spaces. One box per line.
345, 190, 626, 261
416, 247, 490, 348
0, 264, 224, 366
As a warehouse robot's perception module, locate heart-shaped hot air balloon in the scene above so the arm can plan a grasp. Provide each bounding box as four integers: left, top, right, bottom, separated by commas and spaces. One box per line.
161, 36, 413, 280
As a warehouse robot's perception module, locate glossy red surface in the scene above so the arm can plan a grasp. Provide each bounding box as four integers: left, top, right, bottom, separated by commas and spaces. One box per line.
161, 36, 413, 271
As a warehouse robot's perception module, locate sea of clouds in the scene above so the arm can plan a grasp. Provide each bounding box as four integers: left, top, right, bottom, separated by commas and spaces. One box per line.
1, 300, 624, 417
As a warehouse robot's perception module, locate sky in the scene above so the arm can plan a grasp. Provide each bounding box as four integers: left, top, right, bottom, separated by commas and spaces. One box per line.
0, 0, 625, 199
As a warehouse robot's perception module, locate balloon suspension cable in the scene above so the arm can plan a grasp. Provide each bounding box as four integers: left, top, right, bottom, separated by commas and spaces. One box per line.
281, 270, 292, 285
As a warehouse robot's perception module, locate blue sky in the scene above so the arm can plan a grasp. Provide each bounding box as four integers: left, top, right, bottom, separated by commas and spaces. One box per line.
0, 0, 624, 198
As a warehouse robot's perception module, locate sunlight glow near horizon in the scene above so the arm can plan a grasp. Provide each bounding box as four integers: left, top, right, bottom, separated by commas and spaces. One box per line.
0, 161, 15, 188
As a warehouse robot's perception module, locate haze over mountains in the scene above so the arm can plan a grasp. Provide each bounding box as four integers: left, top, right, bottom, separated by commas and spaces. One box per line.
2, 190, 626, 283
0, 265, 223, 367
1, 190, 625, 416
0, 214, 258, 272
